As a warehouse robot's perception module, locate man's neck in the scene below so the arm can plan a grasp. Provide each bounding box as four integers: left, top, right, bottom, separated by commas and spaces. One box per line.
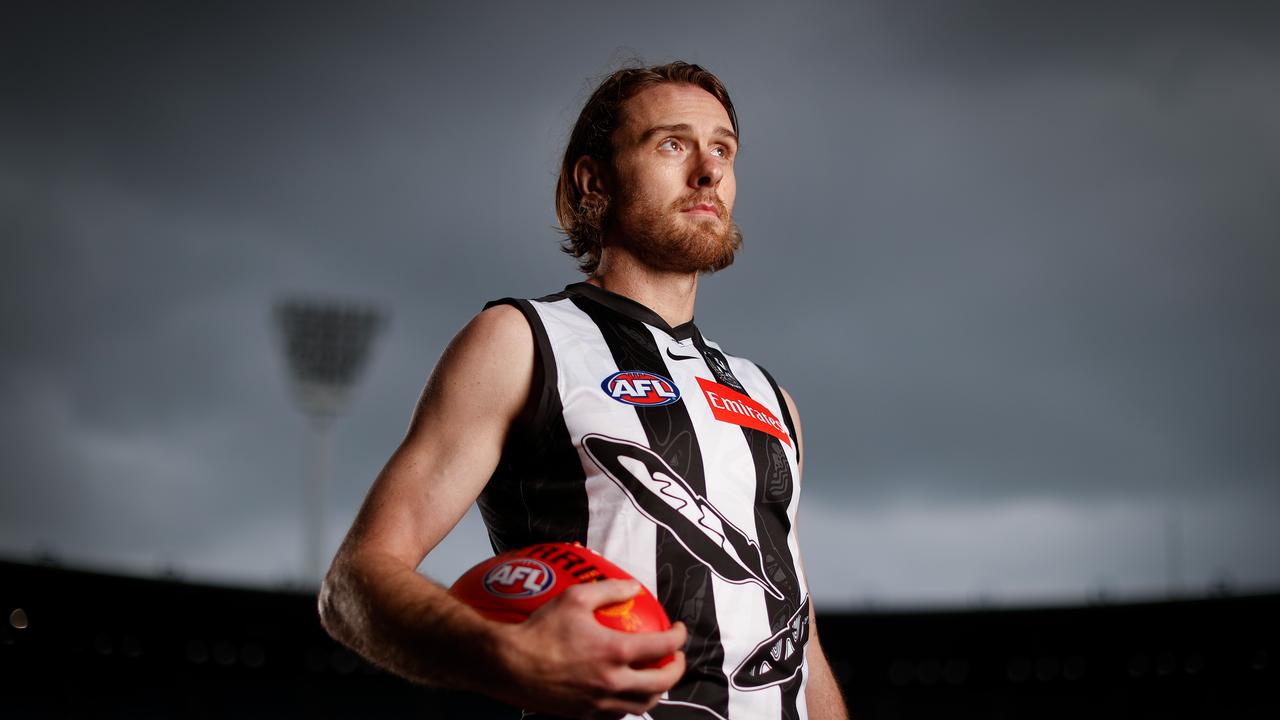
587, 248, 698, 327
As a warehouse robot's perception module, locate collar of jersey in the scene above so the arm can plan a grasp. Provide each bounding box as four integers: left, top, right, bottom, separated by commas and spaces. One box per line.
565, 282, 700, 342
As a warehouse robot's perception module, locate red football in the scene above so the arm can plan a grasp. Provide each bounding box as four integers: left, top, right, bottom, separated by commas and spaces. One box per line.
448, 542, 672, 663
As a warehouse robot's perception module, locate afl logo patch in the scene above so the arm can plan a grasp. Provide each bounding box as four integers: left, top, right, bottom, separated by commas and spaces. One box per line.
483, 558, 555, 599
601, 371, 681, 407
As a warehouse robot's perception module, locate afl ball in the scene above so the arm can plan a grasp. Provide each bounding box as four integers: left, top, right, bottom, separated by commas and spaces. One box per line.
447, 542, 672, 659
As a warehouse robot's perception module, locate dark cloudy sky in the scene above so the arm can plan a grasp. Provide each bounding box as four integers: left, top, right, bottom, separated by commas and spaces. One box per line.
3, 1, 1277, 608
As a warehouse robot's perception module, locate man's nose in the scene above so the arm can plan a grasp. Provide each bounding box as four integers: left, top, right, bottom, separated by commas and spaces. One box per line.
691, 151, 724, 188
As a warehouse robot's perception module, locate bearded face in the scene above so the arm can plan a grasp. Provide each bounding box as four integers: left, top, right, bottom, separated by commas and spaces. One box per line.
605, 188, 743, 274
589, 83, 743, 276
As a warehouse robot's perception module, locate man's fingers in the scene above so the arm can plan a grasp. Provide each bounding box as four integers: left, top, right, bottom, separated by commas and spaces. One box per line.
618, 622, 687, 664
617, 650, 686, 694
563, 578, 642, 610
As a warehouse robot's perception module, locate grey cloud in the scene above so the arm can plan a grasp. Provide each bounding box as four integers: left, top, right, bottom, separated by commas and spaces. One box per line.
2, 1, 1276, 603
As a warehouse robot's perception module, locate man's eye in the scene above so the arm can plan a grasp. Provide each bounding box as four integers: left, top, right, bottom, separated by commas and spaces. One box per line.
712, 146, 730, 158
659, 139, 682, 151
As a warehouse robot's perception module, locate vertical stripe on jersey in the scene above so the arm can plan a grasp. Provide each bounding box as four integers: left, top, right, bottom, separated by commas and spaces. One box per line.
756, 364, 800, 469
693, 332, 806, 720
570, 296, 731, 719
477, 298, 590, 552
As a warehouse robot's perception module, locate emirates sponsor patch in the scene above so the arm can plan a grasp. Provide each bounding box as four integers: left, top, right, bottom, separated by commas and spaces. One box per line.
696, 377, 792, 446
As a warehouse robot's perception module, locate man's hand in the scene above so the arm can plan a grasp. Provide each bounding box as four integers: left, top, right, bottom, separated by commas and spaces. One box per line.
495, 579, 688, 720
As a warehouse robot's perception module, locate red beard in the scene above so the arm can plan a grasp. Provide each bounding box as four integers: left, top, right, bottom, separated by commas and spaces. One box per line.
607, 190, 743, 274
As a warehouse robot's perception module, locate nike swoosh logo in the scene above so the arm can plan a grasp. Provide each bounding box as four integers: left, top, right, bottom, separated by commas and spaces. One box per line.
666, 347, 699, 361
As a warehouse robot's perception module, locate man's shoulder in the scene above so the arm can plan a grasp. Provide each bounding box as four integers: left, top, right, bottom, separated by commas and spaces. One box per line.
478, 286, 594, 342
484, 286, 576, 310
453, 302, 534, 358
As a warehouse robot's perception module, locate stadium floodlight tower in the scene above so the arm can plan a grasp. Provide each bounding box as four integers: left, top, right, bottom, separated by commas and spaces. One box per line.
275, 299, 386, 585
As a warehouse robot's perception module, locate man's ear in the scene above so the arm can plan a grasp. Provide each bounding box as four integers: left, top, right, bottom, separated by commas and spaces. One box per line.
573, 156, 610, 198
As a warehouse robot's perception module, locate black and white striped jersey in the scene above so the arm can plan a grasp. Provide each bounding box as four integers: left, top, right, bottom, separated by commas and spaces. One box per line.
480, 282, 810, 720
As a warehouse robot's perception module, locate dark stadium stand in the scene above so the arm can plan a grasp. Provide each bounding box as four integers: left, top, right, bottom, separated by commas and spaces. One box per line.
2, 559, 1276, 719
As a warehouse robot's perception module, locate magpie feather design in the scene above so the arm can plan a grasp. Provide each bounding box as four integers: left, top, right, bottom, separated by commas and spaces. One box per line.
582, 434, 784, 600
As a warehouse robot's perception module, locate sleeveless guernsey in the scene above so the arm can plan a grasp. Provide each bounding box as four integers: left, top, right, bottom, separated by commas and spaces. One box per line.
480, 282, 810, 720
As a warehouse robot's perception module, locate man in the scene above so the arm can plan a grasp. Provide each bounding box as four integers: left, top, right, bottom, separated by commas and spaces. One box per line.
319, 61, 848, 720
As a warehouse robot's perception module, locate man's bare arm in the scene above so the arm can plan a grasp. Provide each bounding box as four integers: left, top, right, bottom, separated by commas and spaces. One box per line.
319, 305, 687, 718
781, 387, 850, 720
803, 599, 850, 720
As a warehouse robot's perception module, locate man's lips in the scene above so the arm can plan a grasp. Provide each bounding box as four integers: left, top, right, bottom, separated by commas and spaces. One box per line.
682, 202, 721, 217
